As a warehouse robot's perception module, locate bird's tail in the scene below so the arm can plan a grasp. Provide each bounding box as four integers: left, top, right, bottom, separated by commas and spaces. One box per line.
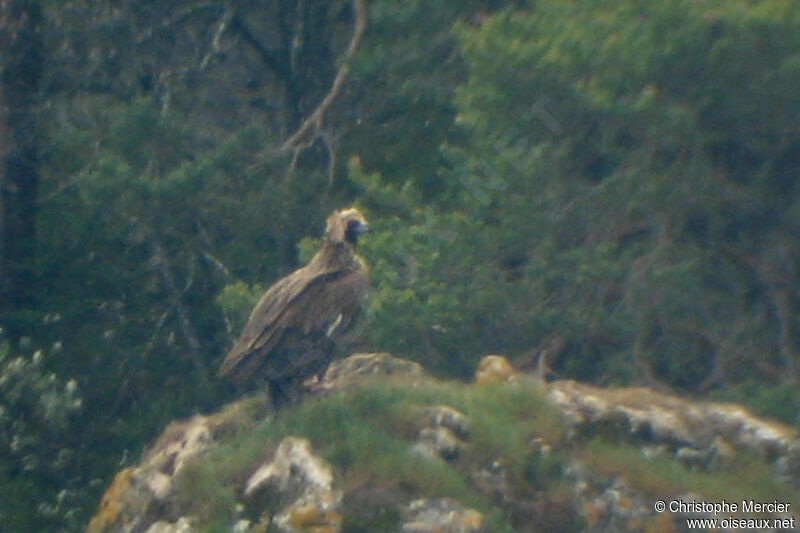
217, 345, 259, 386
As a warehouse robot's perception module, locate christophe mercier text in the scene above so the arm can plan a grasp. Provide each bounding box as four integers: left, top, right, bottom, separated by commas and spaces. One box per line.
670, 499, 792, 515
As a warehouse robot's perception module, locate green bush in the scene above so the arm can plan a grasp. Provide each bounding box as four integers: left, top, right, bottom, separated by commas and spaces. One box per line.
0, 343, 83, 530
356, 0, 800, 393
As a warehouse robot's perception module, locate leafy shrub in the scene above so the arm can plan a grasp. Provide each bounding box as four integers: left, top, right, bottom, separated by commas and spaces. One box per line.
0, 342, 83, 530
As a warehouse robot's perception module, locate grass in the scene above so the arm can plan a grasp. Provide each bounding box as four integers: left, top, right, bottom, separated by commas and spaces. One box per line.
580, 437, 800, 511
710, 381, 800, 428
166, 376, 800, 532
174, 378, 563, 530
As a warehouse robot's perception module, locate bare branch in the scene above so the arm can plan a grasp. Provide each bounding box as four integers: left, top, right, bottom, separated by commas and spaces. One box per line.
278, 0, 367, 160
200, 250, 232, 282
715, 241, 800, 383
768, 285, 798, 383
200, 7, 234, 70
133, 2, 225, 46
125, 214, 211, 389
230, 11, 288, 78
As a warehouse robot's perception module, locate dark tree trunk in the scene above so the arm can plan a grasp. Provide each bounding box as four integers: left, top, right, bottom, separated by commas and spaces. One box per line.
0, 1, 43, 337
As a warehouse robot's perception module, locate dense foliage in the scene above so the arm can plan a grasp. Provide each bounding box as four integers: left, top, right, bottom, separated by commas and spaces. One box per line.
361, 0, 800, 392
0, 344, 83, 531
0, 0, 797, 530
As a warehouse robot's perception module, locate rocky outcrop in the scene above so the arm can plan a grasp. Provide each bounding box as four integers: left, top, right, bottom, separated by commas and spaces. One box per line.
318, 351, 429, 391
567, 468, 652, 533
549, 378, 800, 481
245, 437, 342, 533
474, 355, 519, 385
86, 353, 800, 533
400, 498, 484, 533
412, 405, 471, 461
86, 396, 268, 533
545, 376, 800, 532
144, 517, 195, 533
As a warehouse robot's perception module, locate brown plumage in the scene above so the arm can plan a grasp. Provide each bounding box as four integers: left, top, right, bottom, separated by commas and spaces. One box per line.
218, 207, 370, 403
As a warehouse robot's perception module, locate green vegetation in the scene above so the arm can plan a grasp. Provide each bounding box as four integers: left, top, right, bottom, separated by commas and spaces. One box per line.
581, 437, 800, 511
359, 0, 800, 388
176, 379, 564, 530
172, 378, 799, 531
711, 382, 800, 426
0, 343, 83, 531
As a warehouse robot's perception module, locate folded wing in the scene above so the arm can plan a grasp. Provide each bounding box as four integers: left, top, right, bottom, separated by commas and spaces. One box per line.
218, 264, 367, 386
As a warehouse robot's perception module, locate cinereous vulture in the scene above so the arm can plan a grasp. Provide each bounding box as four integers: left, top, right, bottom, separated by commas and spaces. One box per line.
218, 207, 370, 404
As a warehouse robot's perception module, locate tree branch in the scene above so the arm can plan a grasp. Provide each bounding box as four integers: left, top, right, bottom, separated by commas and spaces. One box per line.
230, 11, 289, 79
715, 241, 800, 383
278, 0, 367, 161
125, 215, 211, 389
768, 284, 798, 383
132, 2, 225, 46
200, 7, 234, 70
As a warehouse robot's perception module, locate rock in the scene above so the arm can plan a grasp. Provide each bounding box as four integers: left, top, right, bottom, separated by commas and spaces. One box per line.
86, 395, 268, 533
140, 415, 214, 498
475, 355, 518, 385
319, 352, 429, 391
567, 463, 656, 533
775, 445, 800, 485
281, 502, 342, 533
552, 380, 800, 530
245, 437, 342, 533
412, 405, 470, 461
422, 405, 471, 439
584, 481, 651, 533
85, 463, 172, 533
86, 352, 800, 532
471, 461, 510, 504
401, 498, 484, 533
549, 380, 705, 446
85, 468, 136, 533
232, 520, 251, 533
709, 436, 736, 468
704, 402, 797, 459
144, 517, 195, 533
548, 379, 800, 480
640, 444, 668, 460
413, 426, 465, 461
245, 437, 334, 497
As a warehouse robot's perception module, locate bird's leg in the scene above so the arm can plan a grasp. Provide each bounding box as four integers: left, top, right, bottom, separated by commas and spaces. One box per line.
268, 380, 295, 409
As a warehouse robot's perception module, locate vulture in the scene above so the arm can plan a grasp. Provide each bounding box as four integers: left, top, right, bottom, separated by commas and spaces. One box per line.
218, 207, 370, 404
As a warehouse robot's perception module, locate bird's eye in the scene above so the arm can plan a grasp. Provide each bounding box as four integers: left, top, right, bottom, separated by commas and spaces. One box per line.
347, 219, 360, 230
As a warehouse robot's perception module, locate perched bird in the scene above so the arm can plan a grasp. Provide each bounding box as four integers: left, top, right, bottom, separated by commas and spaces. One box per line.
218, 207, 370, 405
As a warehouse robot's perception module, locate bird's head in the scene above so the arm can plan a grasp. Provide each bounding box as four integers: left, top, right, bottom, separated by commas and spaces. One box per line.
325, 207, 370, 246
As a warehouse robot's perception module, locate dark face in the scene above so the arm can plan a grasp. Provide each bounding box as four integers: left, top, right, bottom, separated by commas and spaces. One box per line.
344, 217, 370, 245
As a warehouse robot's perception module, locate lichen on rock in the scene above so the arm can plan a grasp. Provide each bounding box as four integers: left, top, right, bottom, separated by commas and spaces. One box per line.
401, 498, 484, 533
548, 379, 800, 479
412, 405, 470, 461
318, 352, 429, 391
85, 395, 268, 533
86, 352, 800, 533
245, 437, 342, 533
474, 355, 518, 385
144, 517, 195, 533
